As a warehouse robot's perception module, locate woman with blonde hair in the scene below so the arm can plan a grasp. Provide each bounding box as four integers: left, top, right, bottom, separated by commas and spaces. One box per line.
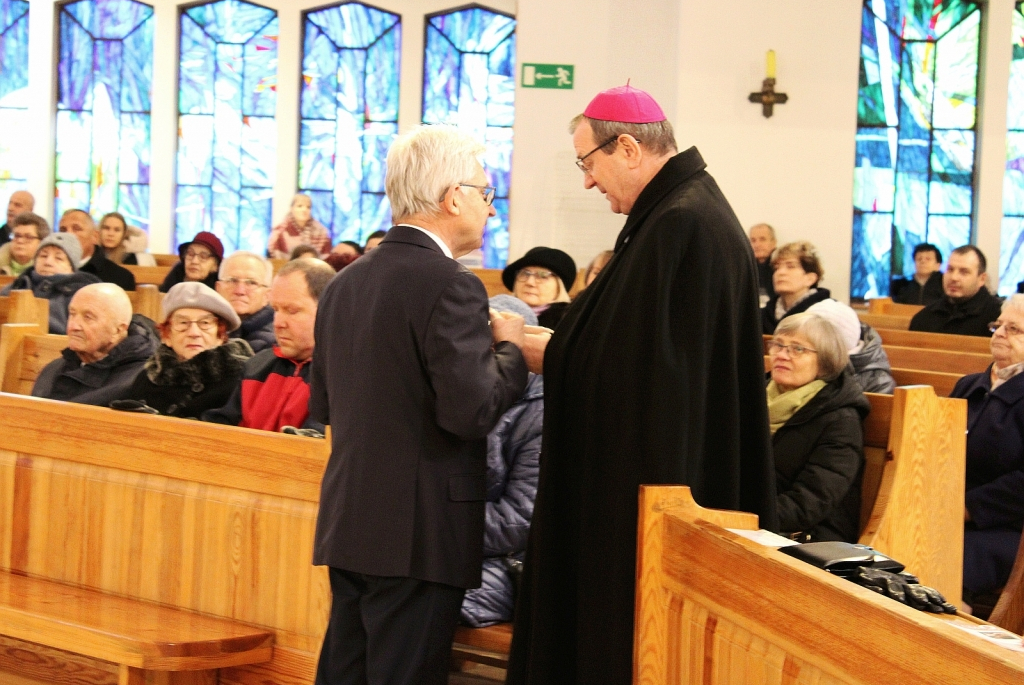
268, 194, 330, 259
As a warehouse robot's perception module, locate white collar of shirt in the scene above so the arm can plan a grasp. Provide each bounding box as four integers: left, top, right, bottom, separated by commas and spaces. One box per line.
396, 224, 453, 259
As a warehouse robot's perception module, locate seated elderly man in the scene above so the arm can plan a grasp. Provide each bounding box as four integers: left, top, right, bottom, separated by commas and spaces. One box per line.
216, 251, 275, 353
204, 259, 334, 432
32, 283, 158, 405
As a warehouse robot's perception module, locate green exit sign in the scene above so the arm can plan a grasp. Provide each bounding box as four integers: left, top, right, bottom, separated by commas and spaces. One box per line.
522, 63, 574, 89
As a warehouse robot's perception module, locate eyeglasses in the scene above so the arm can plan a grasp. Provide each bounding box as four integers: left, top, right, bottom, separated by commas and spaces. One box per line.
515, 268, 555, 283
12, 232, 39, 241
768, 340, 818, 358
221, 277, 266, 290
458, 183, 496, 206
169, 316, 218, 333
184, 248, 214, 261
575, 135, 636, 173
989, 321, 1024, 336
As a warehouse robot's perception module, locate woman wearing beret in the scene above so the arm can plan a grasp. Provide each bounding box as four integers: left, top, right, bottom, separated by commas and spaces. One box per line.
1, 232, 101, 333
159, 231, 224, 293
503, 246, 578, 330
119, 282, 253, 418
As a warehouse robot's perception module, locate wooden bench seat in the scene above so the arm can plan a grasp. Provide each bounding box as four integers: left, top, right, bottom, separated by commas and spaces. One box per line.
0, 571, 273, 681
452, 623, 512, 669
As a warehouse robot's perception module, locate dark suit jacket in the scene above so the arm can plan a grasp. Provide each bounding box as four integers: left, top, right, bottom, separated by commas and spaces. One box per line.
310, 225, 528, 589
80, 246, 136, 291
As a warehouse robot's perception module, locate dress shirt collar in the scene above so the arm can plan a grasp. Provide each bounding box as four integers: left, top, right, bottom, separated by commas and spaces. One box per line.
395, 224, 453, 259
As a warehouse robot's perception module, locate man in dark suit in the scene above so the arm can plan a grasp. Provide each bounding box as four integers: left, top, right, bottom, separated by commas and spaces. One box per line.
310, 126, 529, 685
59, 209, 136, 291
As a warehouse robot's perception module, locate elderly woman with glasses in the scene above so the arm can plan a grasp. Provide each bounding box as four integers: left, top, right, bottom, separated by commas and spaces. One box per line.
767, 312, 870, 543
159, 231, 224, 293
118, 282, 253, 418
501, 246, 577, 329
952, 294, 1024, 617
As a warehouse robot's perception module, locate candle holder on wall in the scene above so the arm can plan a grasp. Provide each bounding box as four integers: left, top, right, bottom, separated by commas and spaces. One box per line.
749, 50, 788, 118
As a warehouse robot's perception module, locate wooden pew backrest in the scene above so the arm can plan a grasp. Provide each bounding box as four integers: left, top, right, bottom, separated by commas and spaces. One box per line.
0, 323, 67, 394
472, 268, 509, 297
125, 264, 171, 286
876, 327, 991, 354
869, 296, 925, 317
125, 283, 164, 322
859, 311, 913, 330
0, 394, 332, 684
891, 367, 963, 397
0, 290, 48, 330
884, 344, 990, 375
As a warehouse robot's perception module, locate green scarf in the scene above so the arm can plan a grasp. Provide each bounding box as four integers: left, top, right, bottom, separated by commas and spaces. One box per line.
9, 258, 30, 277
767, 379, 826, 435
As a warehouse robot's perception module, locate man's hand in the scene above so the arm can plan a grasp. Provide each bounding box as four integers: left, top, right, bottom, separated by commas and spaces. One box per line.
523, 325, 552, 374
490, 309, 526, 348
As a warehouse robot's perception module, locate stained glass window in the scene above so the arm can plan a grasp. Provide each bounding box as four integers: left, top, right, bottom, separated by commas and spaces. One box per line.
422, 5, 515, 268
999, 2, 1024, 295
176, 0, 278, 253
55, 0, 153, 228
851, 0, 982, 299
298, 2, 400, 245
0, 0, 29, 218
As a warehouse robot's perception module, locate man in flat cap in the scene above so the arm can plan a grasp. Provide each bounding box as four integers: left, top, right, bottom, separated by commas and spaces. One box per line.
508, 84, 777, 684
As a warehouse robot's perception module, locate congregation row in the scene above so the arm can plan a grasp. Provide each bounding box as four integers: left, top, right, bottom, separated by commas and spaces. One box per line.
0, 185, 1019, 624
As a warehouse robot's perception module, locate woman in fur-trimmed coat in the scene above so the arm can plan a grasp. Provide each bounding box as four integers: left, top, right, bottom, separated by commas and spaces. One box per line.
119, 282, 253, 418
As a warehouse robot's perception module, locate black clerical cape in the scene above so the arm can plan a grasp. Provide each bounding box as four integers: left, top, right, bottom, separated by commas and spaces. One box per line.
507, 148, 777, 684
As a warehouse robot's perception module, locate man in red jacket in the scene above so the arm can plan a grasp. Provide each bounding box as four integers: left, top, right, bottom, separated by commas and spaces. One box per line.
203, 258, 335, 432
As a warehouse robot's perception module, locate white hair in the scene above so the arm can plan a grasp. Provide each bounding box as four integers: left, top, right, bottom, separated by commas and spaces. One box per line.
385, 125, 486, 220
219, 250, 273, 285
1002, 294, 1024, 315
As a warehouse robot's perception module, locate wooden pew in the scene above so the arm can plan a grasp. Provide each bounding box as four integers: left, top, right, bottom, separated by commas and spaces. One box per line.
0, 324, 65, 394
869, 296, 925, 317
126, 283, 164, 322
0, 393, 332, 685
859, 311, 914, 330
0, 289, 48, 329
153, 253, 180, 267
883, 344, 990, 375
875, 328, 991, 354
472, 268, 508, 297
125, 264, 171, 286
890, 367, 963, 397
634, 486, 1024, 685
0, 274, 13, 289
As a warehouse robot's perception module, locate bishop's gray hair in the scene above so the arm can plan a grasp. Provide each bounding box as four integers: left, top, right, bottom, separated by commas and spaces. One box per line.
385, 126, 486, 220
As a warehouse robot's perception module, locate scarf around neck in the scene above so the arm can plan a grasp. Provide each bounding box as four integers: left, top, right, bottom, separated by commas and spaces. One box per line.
766, 379, 827, 435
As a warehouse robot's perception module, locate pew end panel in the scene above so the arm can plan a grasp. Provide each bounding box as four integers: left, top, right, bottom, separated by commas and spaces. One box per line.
0, 323, 66, 395
859, 386, 966, 605
634, 485, 1024, 685
125, 265, 172, 286
859, 312, 913, 330
126, 284, 164, 323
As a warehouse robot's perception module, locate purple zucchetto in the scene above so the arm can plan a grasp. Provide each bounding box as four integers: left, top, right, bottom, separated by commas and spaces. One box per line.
583, 83, 666, 124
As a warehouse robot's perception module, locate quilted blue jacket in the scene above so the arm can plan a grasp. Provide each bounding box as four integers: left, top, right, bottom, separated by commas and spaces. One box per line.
460, 373, 543, 627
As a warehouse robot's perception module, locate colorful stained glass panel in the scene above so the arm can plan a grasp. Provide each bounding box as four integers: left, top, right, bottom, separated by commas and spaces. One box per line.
423, 6, 516, 268
0, 0, 29, 214
851, 0, 981, 298
176, 0, 278, 253
55, 0, 153, 228
298, 2, 401, 245
1000, 2, 1024, 294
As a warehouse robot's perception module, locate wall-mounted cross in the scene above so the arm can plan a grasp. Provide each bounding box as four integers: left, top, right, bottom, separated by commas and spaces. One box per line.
749, 77, 788, 118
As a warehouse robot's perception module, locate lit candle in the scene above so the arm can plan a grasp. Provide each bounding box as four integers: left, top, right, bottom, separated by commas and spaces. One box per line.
767, 49, 776, 80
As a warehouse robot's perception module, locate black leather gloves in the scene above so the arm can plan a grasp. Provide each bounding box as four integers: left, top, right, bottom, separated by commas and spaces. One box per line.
850, 567, 957, 614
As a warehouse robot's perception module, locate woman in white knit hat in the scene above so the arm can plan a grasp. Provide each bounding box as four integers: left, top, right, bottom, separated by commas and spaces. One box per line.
806, 298, 895, 394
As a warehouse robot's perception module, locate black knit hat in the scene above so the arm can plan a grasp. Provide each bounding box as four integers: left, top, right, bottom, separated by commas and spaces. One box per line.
502, 247, 578, 292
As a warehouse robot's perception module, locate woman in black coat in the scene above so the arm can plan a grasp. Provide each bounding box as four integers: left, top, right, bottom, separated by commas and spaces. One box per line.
119, 282, 252, 418
762, 240, 832, 335
951, 295, 1024, 614
767, 312, 870, 542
